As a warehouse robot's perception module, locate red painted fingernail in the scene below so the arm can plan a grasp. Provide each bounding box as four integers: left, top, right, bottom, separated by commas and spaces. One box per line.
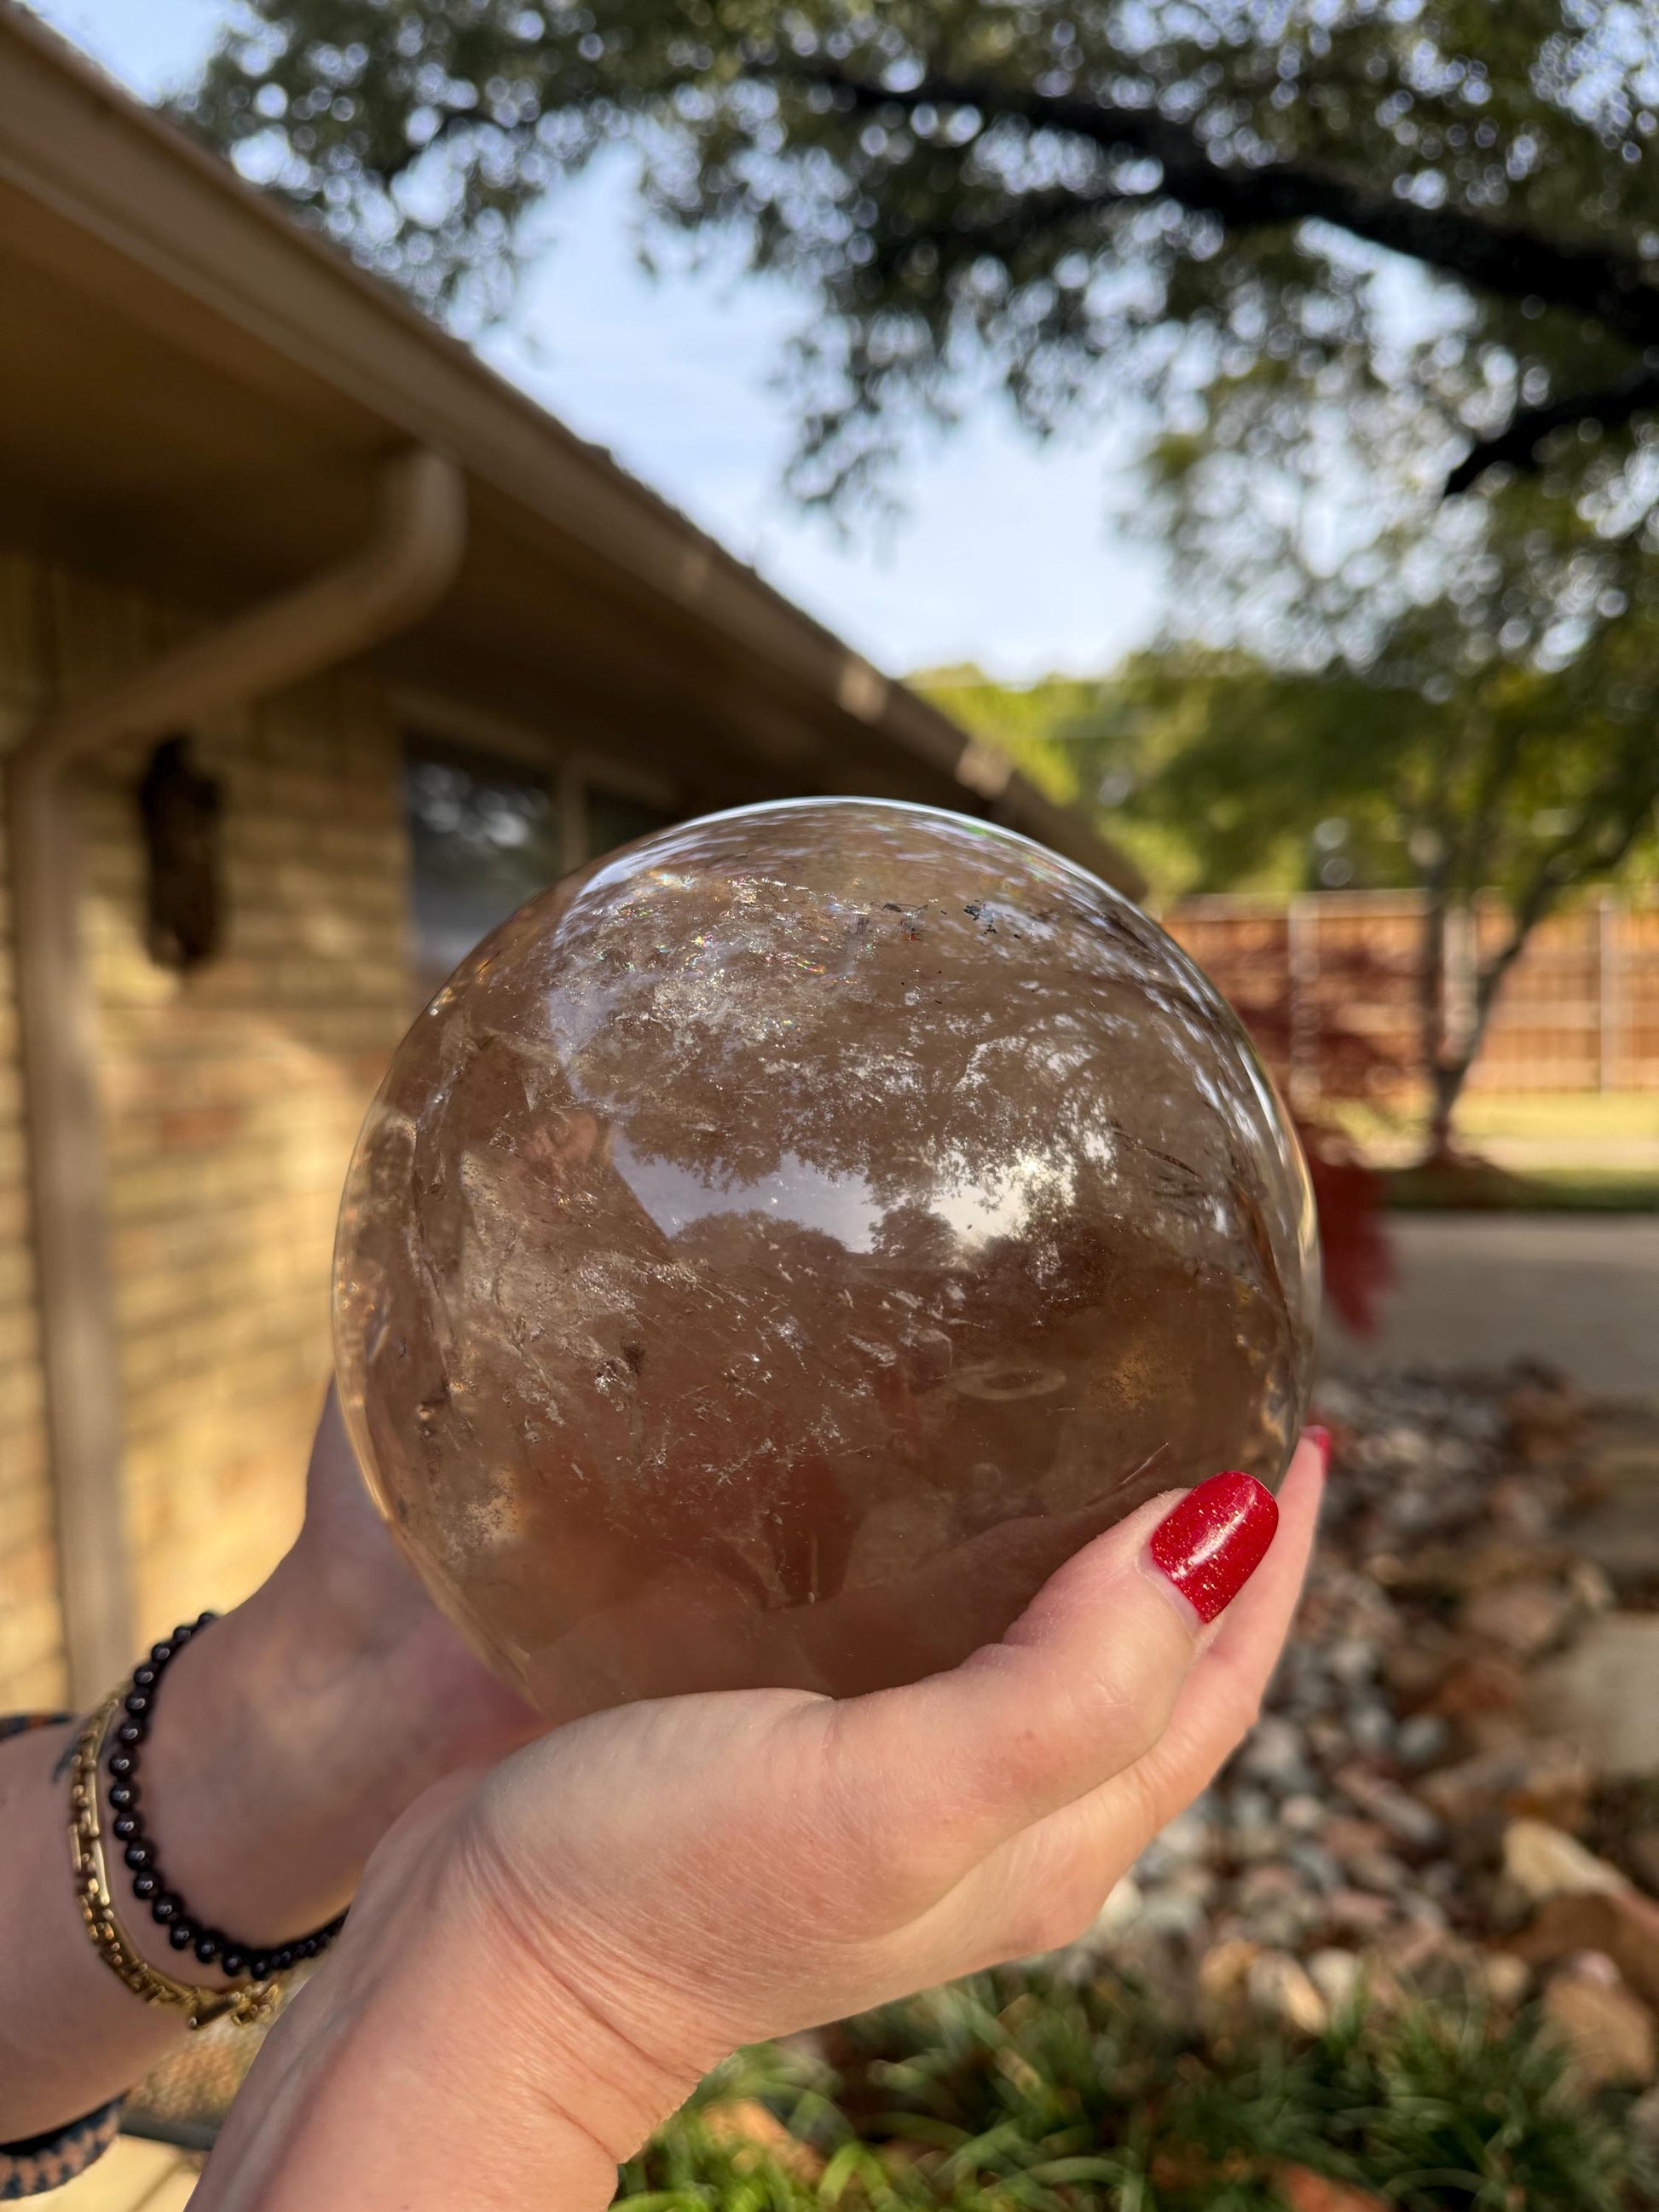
1305, 1424, 1332, 1470
1147, 1472, 1279, 1624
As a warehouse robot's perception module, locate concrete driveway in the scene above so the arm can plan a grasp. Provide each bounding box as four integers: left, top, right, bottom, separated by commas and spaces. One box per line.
1324, 1212, 1659, 1399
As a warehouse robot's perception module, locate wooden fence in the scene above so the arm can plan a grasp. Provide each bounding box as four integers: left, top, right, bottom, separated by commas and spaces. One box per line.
1162, 892, 1659, 1100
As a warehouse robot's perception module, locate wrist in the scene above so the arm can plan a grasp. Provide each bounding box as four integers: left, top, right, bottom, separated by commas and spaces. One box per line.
134, 1590, 389, 1951
194, 1788, 691, 2212
124, 1522, 537, 1964
393, 1779, 705, 2159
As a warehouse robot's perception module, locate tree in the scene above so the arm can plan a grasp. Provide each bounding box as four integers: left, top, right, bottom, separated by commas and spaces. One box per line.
921, 615, 1658, 1160
177, 3, 1659, 1150
178, 3, 1659, 498
1106, 635, 1656, 1158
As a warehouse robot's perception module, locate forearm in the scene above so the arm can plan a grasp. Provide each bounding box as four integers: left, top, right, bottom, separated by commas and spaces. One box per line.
0, 1713, 182, 2138
0, 1578, 449, 2141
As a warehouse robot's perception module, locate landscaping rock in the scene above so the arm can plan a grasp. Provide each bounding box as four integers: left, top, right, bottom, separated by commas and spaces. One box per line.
1320, 1816, 1389, 1864
1541, 1969, 1656, 2088
1238, 1714, 1316, 1793
1502, 1819, 1629, 1903
1460, 1578, 1571, 1660
1324, 1889, 1396, 1940
1335, 1765, 1442, 1850
1395, 1712, 1452, 1768
1510, 1887, 1659, 2009
1374, 1918, 1455, 1982
1502, 1377, 1584, 1461
1083, 1876, 1145, 1950
1082, 1366, 1659, 2023
1198, 1937, 1263, 2007
698, 2099, 826, 2182
1306, 1947, 1363, 2014
1476, 1950, 1531, 2007
1136, 1886, 1214, 1943
1416, 1739, 1593, 1830
1275, 2164, 1390, 2212
1425, 1651, 1529, 1725
1247, 1949, 1330, 2036
1529, 1614, 1659, 1779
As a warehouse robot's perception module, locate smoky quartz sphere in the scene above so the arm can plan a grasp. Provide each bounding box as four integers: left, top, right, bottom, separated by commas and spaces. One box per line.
334, 800, 1317, 1718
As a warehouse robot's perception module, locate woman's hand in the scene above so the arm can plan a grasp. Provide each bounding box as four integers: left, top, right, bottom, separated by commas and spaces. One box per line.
196, 1437, 1326, 2212
0, 1387, 543, 2146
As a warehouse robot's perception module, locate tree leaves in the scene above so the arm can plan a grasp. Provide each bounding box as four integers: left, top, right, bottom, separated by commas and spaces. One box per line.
176, 4, 1659, 500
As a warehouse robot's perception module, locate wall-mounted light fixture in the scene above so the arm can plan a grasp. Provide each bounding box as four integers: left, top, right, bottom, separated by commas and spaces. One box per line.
136, 734, 223, 970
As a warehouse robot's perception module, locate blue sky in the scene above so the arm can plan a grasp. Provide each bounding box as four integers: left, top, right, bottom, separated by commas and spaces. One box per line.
27, 0, 1165, 683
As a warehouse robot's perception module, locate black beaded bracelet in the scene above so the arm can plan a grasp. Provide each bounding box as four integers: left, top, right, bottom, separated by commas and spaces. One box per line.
106, 1613, 347, 1981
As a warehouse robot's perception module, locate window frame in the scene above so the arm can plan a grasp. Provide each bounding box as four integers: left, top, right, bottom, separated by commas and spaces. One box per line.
397, 685, 682, 876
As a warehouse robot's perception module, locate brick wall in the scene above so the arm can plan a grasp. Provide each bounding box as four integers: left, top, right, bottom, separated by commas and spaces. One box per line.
0, 556, 412, 1706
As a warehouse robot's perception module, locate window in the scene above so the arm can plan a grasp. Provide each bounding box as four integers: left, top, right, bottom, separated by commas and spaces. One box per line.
405, 744, 564, 1001
403, 739, 683, 1001
586, 785, 678, 861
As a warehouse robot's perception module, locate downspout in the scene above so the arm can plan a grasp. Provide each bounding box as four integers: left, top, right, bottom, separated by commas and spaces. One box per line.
7, 448, 466, 1704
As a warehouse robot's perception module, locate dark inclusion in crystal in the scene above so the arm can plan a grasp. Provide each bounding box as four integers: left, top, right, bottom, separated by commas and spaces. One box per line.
334, 800, 1317, 1717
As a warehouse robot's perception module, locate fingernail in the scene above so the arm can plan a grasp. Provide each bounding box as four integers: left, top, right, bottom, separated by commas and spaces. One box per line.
1305, 1424, 1332, 1470
1147, 1472, 1279, 1625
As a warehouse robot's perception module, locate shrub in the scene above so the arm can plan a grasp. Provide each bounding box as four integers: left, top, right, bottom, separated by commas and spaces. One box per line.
616, 1969, 1649, 2210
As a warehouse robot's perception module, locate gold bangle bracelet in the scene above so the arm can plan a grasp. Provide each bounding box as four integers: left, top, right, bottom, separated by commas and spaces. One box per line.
67, 1695, 280, 2031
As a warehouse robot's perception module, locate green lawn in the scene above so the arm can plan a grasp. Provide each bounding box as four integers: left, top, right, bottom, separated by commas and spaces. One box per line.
1318, 1097, 1654, 1221
1384, 1163, 1659, 1213
1455, 1094, 1659, 1143
1332, 1092, 1659, 1158
1325, 1094, 1659, 1209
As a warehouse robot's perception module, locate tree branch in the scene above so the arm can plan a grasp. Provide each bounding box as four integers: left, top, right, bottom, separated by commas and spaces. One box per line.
1471, 758, 1659, 1050
1443, 361, 1659, 494
783, 59, 1659, 349
1457, 714, 1524, 892
872, 183, 1147, 270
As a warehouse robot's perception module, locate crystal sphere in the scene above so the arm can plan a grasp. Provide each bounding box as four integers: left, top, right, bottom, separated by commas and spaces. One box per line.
334, 800, 1317, 1717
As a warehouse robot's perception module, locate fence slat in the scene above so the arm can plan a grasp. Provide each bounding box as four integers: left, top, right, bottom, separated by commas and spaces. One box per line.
1161, 892, 1658, 1098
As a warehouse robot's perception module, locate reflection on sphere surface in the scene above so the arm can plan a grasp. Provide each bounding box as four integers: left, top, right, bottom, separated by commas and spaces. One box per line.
334, 800, 1317, 1716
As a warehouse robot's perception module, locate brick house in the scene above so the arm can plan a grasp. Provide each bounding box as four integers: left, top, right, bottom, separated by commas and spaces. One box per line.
0, 11, 1133, 1710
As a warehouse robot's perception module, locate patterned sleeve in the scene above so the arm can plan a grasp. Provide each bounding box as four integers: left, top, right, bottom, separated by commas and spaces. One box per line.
0, 1715, 126, 2199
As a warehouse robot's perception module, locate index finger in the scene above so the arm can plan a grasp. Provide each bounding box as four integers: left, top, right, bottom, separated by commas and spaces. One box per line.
1133, 1429, 1326, 1810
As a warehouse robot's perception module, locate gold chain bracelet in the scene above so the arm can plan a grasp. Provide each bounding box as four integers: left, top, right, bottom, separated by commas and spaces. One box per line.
67, 1695, 280, 2031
